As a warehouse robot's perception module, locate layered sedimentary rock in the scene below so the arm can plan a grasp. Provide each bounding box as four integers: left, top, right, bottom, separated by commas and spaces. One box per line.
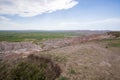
0, 42, 42, 54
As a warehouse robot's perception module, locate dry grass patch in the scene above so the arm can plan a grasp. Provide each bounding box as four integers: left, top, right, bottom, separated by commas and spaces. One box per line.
0, 54, 61, 80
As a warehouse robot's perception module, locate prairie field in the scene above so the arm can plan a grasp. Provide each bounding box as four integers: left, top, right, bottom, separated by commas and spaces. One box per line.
0, 31, 87, 42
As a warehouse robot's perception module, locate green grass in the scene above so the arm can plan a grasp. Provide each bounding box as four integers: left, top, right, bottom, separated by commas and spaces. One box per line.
54, 56, 67, 62
0, 54, 61, 80
59, 76, 69, 80
109, 42, 120, 47
0, 31, 84, 42
69, 68, 76, 74
100, 39, 120, 47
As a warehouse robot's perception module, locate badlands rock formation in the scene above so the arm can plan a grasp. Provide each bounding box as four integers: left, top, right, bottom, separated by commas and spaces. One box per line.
0, 42, 42, 54
42, 33, 113, 51
0, 33, 114, 54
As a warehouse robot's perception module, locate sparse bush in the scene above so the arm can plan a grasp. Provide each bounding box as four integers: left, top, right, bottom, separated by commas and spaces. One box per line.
59, 76, 69, 80
54, 56, 67, 62
108, 31, 120, 38
0, 54, 61, 80
69, 68, 76, 74
105, 46, 108, 48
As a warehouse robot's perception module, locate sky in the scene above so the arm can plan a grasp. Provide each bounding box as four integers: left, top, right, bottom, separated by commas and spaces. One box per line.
0, 0, 120, 30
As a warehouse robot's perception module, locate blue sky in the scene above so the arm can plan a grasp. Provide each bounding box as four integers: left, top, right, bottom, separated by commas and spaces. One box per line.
0, 0, 120, 30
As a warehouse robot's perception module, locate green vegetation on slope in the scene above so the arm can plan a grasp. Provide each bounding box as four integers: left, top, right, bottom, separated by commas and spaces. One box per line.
100, 39, 120, 47
0, 54, 61, 80
108, 39, 120, 47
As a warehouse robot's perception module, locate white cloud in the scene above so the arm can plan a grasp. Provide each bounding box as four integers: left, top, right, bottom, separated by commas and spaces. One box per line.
0, 16, 23, 30
60, 18, 120, 30
0, 16, 10, 21
0, 0, 78, 17
61, 18, 120, 26
0, 17, 120, 30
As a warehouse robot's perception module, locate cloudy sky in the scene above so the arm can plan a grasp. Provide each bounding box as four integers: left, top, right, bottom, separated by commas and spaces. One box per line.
0, 0, 120, 30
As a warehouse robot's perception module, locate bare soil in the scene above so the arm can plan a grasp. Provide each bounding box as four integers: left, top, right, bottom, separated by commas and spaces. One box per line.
42, 41, 120, 80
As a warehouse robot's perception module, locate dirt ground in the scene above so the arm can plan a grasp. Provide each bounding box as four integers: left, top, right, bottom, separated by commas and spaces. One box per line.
40, 41, 120, 80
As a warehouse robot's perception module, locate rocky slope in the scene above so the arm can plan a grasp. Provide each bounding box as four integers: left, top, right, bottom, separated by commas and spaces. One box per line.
0, 32, 116, 60
0, 42, 42, 54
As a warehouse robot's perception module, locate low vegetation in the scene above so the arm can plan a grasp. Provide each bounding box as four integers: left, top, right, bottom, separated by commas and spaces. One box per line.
100, 39, 120, 47
58, 76, 69, 80
0, 54, 61, 80
107, 31, 120, 38
0, 31, 83, 42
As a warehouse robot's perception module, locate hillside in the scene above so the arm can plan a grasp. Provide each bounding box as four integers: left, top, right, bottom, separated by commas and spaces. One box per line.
0, 31, 120, 80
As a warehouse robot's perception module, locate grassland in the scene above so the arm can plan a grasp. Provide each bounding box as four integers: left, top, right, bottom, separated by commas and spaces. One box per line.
99, 39, 120, 47
0, 31, 84, 42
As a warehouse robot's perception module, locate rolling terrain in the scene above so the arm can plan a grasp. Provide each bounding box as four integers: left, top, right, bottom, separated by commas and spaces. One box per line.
0, 31, 120, 80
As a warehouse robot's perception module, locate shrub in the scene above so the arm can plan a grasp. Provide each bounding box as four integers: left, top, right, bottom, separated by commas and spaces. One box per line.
59, 76, 69, 80
0, 54, 61, 80
107, 31, 120, 38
